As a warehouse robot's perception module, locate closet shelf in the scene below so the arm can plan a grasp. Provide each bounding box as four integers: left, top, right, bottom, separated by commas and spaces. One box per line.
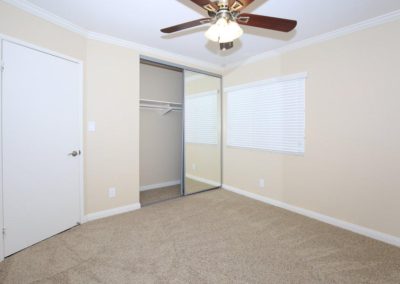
140, 99, 182, 115
140, 99, 182, 107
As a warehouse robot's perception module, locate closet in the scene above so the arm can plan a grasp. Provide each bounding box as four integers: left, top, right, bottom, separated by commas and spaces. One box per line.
139, 59, 222, 206
139, 61, 183, 205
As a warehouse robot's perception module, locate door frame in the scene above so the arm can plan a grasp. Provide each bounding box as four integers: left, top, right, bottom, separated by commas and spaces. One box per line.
0, 34, 85, 262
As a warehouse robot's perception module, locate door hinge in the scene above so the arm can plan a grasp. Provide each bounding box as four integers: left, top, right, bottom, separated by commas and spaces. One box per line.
2, 228, 5, 235
0, 60, 4, 73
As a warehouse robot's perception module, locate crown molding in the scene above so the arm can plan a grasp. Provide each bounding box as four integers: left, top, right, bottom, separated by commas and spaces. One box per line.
3, 0, 400, 73
86, 32, 223, 73
2, 0, 88, 36
224, 9, 400, 71
3, 0, 223, 73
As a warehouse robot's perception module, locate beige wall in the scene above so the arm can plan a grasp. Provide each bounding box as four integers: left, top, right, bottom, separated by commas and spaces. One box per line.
185, 73, 222, 184
186, 74, 221, 95
0, 0, 219, 216
185, 144, 221, 183
0, 1, 86, 60
0, 1, 140, 214
85, 40, 140, 213
140, 64, 183, 187
3, 0, 398, 241
223, 19, 400, 238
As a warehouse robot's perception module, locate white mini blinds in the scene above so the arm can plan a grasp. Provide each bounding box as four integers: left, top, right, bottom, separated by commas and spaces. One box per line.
227, 73, 306, 155
185, 91, 218, 145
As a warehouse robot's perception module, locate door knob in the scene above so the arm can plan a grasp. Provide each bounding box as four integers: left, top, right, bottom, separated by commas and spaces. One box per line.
68, 151, 80, 157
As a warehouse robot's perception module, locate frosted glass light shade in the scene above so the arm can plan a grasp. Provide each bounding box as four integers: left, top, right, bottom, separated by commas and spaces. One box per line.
205, 18, 227, 42
220, 21, 243, 43
205, 18, 243, 43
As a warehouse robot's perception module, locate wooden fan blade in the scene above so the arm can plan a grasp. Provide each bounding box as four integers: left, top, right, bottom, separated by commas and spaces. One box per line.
189, 0, 218, 13
238, 13, 297, 32
229, 0, 255, 11
161, 18, 211, 33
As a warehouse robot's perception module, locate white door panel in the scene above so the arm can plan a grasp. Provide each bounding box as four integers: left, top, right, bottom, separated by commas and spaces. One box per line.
2, 40, 81, 256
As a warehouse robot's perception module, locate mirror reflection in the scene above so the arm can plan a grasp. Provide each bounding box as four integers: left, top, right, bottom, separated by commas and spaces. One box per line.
184, 71, 222, 194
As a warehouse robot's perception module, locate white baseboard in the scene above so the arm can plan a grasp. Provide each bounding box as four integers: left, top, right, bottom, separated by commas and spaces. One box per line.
82, 203, 141, 223
140, 180, 181, 192
223, 184, 400, 248
186, 174, 221, 187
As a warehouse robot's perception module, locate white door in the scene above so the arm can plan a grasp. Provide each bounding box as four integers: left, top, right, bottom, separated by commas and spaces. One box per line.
1, 40, 81, 256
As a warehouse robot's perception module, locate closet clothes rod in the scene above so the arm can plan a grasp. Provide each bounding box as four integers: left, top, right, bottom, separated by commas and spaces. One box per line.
140, 98, 182, 107
140, 105, 182, 110
140, 104, 182, 116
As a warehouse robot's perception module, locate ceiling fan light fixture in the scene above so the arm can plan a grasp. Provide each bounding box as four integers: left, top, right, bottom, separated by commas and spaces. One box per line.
222, 20, 243, 42
205, 17, 227, 42
205, 18, 243, 43
220, 41, 234, 51
161, 0, 297, 51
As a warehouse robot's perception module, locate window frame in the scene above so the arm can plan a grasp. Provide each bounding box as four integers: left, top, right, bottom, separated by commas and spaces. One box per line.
225, 73, 307, 156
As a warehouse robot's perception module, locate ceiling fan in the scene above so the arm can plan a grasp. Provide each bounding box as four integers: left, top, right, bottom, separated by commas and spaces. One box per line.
161, 0, 297, 51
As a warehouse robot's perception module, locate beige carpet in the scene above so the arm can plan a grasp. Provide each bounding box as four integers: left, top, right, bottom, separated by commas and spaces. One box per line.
1, 189, 400, 283
140, 185, 181, 206
140, 178, 218, 206
184, 177, 218, 195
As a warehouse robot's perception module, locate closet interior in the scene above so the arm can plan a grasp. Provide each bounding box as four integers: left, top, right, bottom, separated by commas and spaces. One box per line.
139, 61, 183, 206
139, 59, 222, 206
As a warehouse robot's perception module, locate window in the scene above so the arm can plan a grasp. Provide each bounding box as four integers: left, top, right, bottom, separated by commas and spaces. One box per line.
185, 91, 218, 145
227, 73, 306, 154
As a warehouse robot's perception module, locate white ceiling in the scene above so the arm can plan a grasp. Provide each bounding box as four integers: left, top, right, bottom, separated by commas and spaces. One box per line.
22, 0, 400, 67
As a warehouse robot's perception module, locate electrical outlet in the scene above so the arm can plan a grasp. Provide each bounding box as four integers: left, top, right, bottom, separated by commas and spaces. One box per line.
108, 187, 116, 198
259, 179, 265, 189
192, 163, 197, 171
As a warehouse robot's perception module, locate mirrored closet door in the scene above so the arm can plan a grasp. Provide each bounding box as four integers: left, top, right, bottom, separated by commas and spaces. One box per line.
183, 71, 222, 195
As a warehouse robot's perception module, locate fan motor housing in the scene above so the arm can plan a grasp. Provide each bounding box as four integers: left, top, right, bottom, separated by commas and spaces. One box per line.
216, 0, 229, 9
220, 41, 234, 50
